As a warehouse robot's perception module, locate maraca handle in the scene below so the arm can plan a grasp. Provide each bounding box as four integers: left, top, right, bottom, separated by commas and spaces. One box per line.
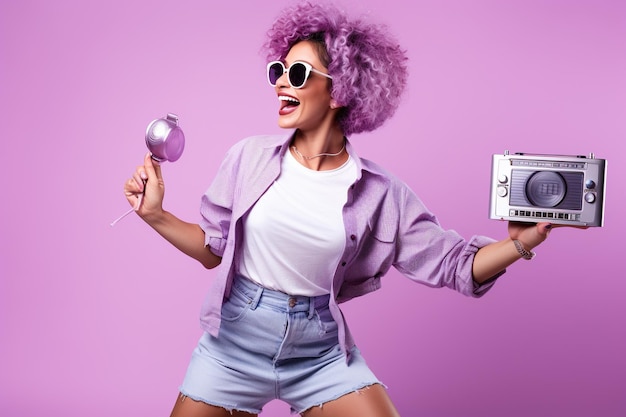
110, 194, 144, 227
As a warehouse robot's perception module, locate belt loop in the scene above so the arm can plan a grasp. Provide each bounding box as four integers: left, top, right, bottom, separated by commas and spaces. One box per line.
307, 297, 316, 319
250, 285, 263, 310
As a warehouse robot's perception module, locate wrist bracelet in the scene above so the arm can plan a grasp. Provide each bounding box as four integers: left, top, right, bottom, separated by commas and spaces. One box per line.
513, 239, 536, 260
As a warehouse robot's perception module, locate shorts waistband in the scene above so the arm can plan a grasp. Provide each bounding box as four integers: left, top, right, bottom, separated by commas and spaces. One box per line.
233, 275, 331, 317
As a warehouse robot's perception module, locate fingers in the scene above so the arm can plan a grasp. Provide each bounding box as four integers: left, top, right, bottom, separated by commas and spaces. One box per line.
132, 169, 147, 190
123, 155, 152, 201
124, 174, 144, 196
510, 220, 590, 252
144, 152, 163, 182
122, 153, 167, 217
547, 223, 589, 230
124, 153, 157, 194
508, 221, 551, 250
537, 222, 553, 237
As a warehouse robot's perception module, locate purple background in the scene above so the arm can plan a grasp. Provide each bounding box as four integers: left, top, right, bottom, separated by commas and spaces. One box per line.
1, 0, 624, 416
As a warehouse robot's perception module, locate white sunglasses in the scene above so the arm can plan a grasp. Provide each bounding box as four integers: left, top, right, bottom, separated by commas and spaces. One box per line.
266, 60, 332, 89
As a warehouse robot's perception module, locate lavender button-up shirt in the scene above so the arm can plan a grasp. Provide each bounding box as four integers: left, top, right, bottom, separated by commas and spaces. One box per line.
198, 131, 502, 361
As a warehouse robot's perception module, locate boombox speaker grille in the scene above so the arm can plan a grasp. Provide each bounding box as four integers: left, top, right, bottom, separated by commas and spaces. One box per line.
510, 170, 583, 210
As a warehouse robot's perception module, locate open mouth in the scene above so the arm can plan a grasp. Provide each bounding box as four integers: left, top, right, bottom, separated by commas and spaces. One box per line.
279, 95, 300, 113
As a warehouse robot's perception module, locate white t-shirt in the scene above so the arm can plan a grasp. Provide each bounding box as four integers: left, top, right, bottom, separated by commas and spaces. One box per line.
239, 150, 357, 296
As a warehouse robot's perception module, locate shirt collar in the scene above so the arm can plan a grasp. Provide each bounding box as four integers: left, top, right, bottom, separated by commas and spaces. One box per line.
265, 130, 389, 181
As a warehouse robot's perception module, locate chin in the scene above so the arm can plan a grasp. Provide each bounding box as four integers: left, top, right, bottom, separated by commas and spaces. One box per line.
277, 119, 296, 130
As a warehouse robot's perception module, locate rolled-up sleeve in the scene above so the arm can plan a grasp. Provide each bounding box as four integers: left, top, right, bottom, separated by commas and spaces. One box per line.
199, 146, 241, 258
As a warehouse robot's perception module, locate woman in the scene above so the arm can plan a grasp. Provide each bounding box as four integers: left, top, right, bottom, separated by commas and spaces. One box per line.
123, 2, 553, 416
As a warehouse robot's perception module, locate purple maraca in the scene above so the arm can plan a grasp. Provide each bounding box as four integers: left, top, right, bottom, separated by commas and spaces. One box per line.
145, 113, 185, 162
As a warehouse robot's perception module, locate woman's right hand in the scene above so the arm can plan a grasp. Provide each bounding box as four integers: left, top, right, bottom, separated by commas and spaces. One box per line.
123, 152, 165, 222
120, 153, 221, 269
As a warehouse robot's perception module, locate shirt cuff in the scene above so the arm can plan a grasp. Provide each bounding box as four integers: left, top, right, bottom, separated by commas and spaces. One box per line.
467, 235, 506, 297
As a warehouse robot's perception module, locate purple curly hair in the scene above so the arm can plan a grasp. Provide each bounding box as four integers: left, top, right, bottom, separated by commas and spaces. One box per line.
263, 1, 408, 136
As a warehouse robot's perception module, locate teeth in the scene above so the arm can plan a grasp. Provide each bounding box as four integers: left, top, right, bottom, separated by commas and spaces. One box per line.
279, 96, 300, 104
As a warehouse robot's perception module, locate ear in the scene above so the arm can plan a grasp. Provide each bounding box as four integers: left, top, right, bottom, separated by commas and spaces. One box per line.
330, 99, 340, 109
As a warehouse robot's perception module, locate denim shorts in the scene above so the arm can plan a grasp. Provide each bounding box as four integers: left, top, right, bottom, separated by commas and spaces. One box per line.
179, 275, 382, 414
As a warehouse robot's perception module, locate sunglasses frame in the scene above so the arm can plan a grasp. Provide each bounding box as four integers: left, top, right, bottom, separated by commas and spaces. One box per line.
266, 60, 333, 89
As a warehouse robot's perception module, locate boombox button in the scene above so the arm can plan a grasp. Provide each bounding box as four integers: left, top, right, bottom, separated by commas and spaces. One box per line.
497, 185, 508, 197
585, 180, 596, 189
585, 193, 596, 204
498, 174, 509, 184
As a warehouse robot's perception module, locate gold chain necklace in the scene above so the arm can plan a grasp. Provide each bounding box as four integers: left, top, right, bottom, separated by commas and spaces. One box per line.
291, 142, 346, 160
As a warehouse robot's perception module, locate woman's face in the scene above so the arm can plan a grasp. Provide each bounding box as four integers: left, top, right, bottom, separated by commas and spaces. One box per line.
272, 40, 335, 133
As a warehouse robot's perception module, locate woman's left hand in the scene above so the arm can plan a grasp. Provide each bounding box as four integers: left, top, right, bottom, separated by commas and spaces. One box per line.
474, 221, 588, 282
507, 221, 554, 251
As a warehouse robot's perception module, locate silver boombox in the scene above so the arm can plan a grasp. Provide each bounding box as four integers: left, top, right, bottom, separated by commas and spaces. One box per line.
489, 151, 607, 227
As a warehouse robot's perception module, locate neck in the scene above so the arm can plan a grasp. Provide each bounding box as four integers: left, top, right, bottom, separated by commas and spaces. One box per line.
291, 127, 347, 171
293, 124, 344, 154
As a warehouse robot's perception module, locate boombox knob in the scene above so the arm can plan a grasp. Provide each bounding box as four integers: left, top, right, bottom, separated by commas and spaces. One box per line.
585, 180, 596, 189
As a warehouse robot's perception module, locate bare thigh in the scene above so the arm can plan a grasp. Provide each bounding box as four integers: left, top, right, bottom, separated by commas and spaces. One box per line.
169, 393, 258, 417
301, 383, 400, 417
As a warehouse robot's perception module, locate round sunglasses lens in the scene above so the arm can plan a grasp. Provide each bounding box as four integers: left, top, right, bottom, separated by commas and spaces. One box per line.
268, 63, 284, 85
289, 63, 308, 88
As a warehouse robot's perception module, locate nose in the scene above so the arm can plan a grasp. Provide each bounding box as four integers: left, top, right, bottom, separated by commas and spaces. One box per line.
276, 70, 290, 88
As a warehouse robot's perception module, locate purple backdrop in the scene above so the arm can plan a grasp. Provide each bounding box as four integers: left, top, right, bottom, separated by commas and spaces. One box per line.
1, 0, 624, 416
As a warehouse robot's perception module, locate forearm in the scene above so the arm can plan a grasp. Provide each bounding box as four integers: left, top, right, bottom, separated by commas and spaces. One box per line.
143, 210, 222, 269
472, 238, 522, 284
472, 221, 553, 283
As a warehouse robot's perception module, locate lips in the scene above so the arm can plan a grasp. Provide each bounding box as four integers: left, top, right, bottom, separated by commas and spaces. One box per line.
278, 95, 300, 115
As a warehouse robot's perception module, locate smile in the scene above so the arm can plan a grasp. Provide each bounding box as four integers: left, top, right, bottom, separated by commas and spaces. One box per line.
278, 95, 300, 115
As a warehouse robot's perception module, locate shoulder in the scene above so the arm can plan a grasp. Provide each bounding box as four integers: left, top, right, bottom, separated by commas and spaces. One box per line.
228, 132, 292, 154
358, 156, 409, 193
217, 132, 293, 171
212, 132, 293, 189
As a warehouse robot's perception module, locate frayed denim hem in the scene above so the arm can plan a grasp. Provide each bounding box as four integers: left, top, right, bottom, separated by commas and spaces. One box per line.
294, 381, 388, 415
178, 390, 262, 415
